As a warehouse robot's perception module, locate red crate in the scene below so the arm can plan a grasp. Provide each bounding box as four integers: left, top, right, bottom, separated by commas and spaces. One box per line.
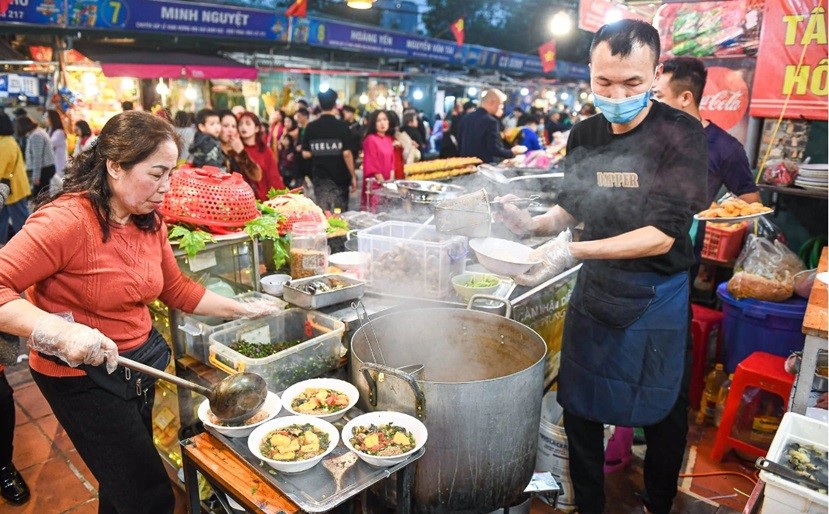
702, 222, 748, 264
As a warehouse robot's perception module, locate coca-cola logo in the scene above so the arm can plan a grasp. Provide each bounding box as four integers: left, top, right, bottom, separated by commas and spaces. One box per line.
700, 67, 748, 130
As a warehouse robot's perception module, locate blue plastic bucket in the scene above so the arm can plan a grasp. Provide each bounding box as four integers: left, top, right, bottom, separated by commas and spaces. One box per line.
717, 282, 807, 372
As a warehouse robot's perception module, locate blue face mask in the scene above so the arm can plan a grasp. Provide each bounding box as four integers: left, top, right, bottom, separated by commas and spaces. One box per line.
593, 89, 651, 124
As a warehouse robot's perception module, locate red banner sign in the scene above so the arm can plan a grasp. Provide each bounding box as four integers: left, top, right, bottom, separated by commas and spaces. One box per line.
578, 0, 648, 33
750, 0, 828, 120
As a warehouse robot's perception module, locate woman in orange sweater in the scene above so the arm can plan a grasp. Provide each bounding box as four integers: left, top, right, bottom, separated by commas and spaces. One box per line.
0, 112, 280, 513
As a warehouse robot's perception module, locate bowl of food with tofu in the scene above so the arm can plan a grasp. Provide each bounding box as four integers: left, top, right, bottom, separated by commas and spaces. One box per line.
280, 378, 359, 422
247, 415, 339, 473
342, 411, 428, 467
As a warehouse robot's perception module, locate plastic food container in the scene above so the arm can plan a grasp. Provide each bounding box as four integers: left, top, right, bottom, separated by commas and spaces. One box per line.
179, 291, 285, 363
282, 274, 365, 309
759, 412, 828, 514
208, 309, 346, 392
356, 221, 467, 299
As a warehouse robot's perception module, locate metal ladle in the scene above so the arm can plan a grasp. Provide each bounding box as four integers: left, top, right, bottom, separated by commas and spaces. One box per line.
118, 356, 267, 424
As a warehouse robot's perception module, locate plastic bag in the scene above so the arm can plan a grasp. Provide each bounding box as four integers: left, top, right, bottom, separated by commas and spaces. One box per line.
728, 234, 806, 301
762, 159, 798, 186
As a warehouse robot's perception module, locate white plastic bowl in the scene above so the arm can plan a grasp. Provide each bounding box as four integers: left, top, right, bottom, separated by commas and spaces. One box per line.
469, 238, 540, 276
328, 252, 370, 271
342, 411, 428, 467
260, 274, 292, 295
451, 271, 501, 301
248, 415, 339, 473
281, 378, 359, 422
198, 391, 281, 438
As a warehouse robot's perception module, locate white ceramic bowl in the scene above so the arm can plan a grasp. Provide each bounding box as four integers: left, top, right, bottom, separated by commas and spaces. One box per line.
247, 415, 339, 473
451, 272, 501, 301
260, 274, 292, 295
342, 411, 428, 467
281, 378, 359, 422
328, 252, 370, 271
469, 238, 540, 276
198, 391, 281, 438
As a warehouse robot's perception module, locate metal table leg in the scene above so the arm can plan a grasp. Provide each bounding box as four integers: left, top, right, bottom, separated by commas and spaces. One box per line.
396, 463, 414, 514
181, 439, 202, 514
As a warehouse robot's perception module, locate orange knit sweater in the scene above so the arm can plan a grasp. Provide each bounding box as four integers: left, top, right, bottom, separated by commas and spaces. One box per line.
0, 194, 206, 377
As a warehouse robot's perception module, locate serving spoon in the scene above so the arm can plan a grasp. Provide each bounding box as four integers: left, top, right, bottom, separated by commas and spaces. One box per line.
118, 356, 267, 424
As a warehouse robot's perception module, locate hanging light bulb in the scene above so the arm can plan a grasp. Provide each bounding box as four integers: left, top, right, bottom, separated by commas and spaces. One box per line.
120, 77, 135, 92
520, 87, 530, 97
467, 86, 478, 97
359, 93, 369, 105
319, 82, 330, 93
376, 95, 387, 106
545, 91, 556, 101
412, 89, 424, 100
184, 83, 197, 101
347, 0, 375, 9
560, 92, 569, 100
156, 79, 169, 96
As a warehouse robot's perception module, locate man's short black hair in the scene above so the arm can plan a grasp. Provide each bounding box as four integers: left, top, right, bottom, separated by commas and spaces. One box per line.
462, 101, 477, 111
662, 57, 708, 107
590, 19, 661, 68
341, 105, 356, 114
121, 101, 134, 111
318, 89, 338, 111
195, 108, 219, 126
12, 107, 26, 117
0, 112, 14, 136
295, 107, 310, 119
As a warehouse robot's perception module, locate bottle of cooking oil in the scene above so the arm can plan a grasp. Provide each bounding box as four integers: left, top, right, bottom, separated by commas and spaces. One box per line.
697, 363, 728, 425
713, 373, 734, 427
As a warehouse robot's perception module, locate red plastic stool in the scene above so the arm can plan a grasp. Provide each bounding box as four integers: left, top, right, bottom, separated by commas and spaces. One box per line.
690, 304, 725, 409
710, 352, 794, 462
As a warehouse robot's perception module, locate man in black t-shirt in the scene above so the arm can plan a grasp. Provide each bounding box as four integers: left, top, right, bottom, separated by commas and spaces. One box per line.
301, 90, 357, 212
498, 20, 707, 514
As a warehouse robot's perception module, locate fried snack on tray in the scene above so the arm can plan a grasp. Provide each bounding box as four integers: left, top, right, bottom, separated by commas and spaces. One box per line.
697, 198, 772, 219
403, 158, 481, 180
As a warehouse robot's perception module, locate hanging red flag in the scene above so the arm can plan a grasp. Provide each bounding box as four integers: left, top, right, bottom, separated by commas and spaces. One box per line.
286, 0, 307, 17
450, 17, 465, 47
538, 40, 557, 73
0, 0, 11, 15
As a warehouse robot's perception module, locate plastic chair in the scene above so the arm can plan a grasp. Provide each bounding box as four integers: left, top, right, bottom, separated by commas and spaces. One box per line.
690, 304, 725, 409
710, 352, 794, 462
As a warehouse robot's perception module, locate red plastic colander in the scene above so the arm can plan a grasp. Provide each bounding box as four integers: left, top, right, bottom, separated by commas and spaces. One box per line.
159, 166, 260, 232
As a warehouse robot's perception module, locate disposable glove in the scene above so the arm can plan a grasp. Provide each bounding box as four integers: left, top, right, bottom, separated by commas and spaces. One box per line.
514, 229, 576, 287
29, 314, 119, 373
492, 194, 534, 236
235, 298, 285, 319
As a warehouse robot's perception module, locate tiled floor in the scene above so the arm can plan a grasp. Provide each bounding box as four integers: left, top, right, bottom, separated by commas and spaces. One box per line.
0, 358, 752, 514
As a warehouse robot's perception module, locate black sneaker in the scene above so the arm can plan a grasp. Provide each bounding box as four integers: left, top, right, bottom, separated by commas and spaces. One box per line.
0, 464, 30, 505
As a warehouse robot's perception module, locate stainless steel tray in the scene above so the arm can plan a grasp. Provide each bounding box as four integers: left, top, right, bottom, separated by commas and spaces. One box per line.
205, 409, 424, 512
283, 274, 365, 309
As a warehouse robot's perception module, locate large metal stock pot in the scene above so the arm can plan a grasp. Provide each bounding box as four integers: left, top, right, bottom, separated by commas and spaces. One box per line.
350, 305, 547, 513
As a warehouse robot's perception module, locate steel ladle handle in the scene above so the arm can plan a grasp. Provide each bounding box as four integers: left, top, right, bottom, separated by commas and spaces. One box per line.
360, 362, 426, 419
117, 356, 212, 397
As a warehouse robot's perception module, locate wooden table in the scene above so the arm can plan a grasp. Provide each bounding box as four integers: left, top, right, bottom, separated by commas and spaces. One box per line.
181, 432, 302, 514
792, 247, 828, 414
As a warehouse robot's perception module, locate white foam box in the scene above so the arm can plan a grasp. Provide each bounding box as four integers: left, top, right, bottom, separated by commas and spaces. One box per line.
759, 411, 829, 514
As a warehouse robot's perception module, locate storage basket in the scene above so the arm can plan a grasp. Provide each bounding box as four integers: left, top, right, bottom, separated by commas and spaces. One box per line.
208, 309, 345, 392
701, 221, 748, 264
759, 412, 828, 514
159, 166, 260, 230
356, 220, 467, 299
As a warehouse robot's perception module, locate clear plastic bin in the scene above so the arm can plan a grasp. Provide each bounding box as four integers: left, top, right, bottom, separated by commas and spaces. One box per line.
208, 309, 346, 392
178, 292, 284, 363
356, 220, 467, 299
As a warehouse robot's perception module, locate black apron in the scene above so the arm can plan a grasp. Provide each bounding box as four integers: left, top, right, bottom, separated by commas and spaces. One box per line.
557, 262, 689, 426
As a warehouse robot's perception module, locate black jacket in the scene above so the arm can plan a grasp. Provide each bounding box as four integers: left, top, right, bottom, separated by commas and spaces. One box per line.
457, 108, 513, 163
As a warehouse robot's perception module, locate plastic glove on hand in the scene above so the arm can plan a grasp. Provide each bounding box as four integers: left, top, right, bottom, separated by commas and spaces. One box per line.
236, 298, 284, 319
514, 230, 576, 287
29, 315, 119, 373
492, 194, 534, 236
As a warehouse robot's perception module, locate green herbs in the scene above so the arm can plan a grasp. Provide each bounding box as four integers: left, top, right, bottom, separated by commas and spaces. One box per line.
168, 225, 216, 259
267, 187, 290, 199
232, 338, 303, 359
326, 217, 349, 234
248, 204, 289, 270
465, 275, 499, 288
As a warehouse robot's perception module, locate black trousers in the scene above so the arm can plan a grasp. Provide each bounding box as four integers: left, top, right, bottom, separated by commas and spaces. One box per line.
563, 327, 692, 514
314, 178, 350, 212
31, 369, 174, 514
0, 372, 14, 467
31, 164, 56, 200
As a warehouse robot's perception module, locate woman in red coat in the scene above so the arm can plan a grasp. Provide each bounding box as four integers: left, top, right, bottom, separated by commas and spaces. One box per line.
360, 110, 397, 211
237, 111, 284, 200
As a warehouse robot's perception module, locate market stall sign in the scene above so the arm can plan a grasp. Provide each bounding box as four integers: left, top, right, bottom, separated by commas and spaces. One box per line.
65, 0, 287, 41
749, 0, 828, 120
699, 58, 755, 144
579, 0, 649, 33
0, 0, 63, 26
